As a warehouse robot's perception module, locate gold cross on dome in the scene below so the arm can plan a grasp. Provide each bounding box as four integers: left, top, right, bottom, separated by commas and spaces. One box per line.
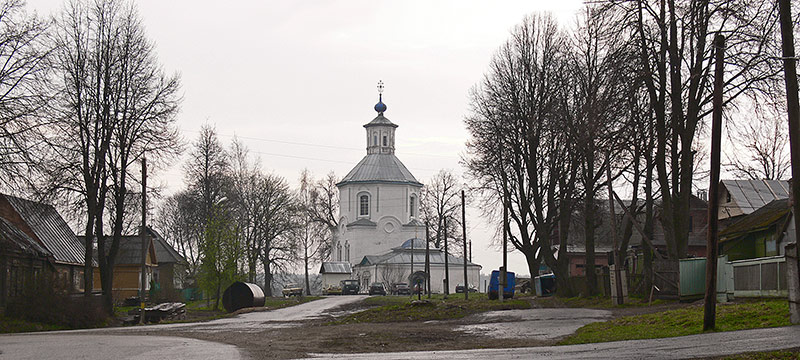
377, 80, 384, 94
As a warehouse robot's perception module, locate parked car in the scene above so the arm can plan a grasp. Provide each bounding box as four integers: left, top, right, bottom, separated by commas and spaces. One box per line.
488, 270, 516, 300
282, 283, 303, 297
455, 284, 478, 293
340, 279, 360, 295
392, 282, 410, 295
368, 282, 387, 296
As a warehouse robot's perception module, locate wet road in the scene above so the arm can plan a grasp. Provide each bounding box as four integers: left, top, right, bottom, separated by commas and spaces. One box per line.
140, 294, 369, 333
457, 308, 611, 340
0, 295, 368, 360
308, 324, 800, 359
0, 334, 241, 360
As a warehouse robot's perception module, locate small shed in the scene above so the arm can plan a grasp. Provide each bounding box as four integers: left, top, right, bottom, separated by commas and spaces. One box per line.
319, 261, 352, 289
719, 198, 794, 261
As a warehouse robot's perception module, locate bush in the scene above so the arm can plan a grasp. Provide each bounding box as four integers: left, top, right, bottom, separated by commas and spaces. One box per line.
5, 276, 108, 329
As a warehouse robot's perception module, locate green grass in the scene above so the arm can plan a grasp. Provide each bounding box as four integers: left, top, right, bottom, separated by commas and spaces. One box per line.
330, 294, 531, 324
535, 295, 671, 309
721, 349, 800, 359
0, 314, 67, 333
559, 299, 790, 345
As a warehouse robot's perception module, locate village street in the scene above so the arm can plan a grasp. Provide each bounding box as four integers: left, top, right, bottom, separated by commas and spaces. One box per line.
1, 296, 800, 359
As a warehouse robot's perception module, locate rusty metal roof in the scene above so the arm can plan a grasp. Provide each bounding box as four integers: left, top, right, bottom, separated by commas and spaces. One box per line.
338, 153, 422, 186
2, 194, 86, 266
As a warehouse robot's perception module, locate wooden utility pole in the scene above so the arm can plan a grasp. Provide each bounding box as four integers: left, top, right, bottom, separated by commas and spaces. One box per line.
410, 229, 414, 298
500, 199, 508, 303
606, 151, 624, 305
778, 0, 800, 324
703, 34, 726, 331
425, 222, 431, 299
444, 217, 450, 296
139, 158, 147, 325
462, 190, 468, 300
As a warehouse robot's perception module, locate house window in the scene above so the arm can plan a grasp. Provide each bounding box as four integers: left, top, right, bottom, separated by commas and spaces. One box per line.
409, 195, 416, 218
360, 195, 369, 216
383, 136, 387, 146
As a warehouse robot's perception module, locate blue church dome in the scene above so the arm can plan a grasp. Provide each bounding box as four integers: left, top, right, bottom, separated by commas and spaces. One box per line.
374, 94, 387, 113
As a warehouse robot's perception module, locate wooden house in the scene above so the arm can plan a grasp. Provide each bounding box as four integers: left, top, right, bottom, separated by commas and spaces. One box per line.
81, 233, 157, 302
0, 194, 89, 306
719, 198, 795, 261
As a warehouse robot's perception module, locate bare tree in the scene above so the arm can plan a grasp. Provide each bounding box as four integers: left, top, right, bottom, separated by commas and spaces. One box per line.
156, 191, 203, 278
0, 0, 51, 188
46, 0, 181, 310
297, 170, 331, 295
627, 0, 784, 259
725, 113, 791, 180
465, 14, 568, 280
420, 170, 463, 249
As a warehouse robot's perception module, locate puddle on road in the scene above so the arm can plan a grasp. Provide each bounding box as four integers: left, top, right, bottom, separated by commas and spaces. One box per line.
456, 308, 611, 340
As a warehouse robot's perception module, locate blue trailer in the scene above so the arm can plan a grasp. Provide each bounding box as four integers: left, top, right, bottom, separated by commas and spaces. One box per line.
488, 270, 515, 300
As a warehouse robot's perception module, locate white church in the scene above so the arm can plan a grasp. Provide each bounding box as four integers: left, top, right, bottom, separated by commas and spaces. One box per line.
320, 84, 481, 294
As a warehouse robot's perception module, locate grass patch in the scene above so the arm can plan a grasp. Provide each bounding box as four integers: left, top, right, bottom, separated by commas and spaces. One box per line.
720, 349, 800, 359
535, 295, 671, 309
0, 313, 67, 333
330, 294, 530, 324
559, 299, 789, 345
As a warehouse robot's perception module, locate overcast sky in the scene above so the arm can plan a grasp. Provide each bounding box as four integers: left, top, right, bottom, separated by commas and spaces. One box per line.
26, 0, 586, 277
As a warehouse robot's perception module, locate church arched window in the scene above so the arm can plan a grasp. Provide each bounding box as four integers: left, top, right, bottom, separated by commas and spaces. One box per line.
359, 194, 370, 216
382, 135, 387, 146
337, 243, 342, 260
373, 132, 378, 146
409, 195, 416, 218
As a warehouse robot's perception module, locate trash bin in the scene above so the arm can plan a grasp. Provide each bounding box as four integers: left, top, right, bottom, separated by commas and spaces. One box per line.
222, 282, 266, 313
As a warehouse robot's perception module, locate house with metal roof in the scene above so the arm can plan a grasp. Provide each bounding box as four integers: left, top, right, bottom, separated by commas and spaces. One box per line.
353, 238, 481, 294
80, 232, 158, 302
719, 198, 795, 261
0, 193, 89, 303
718, 180, 791, 220
331, 87, 426, 267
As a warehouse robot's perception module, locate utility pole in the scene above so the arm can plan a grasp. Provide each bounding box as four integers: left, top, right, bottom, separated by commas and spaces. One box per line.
410, 228, 415, 298
606, 150, 624, 305
139, 157, 147, 325
500, 199, 508, 303
444, 217, 450, 296
462, 190, 468, 300
778, 0, 800, 324
703, 34, 726, 331
425, 222, 431, 299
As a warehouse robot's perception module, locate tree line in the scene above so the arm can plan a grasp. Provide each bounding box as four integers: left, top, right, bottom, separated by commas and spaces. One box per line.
464, 1, 791, 296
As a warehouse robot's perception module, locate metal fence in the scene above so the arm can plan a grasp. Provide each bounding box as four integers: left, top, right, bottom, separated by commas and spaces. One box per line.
728, 256, 787, 298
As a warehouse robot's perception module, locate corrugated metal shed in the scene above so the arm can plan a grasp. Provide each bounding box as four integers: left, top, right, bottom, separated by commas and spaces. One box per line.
319, 261, 353, 274
2, 194, 86, 266
337, 153, 422, 186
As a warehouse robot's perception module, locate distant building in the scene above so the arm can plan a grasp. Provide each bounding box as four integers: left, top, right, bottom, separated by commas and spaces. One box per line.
319, 261, 352, 291
322, 86, 481, 292
718, 179, 791, 220
354, 238, 481, 293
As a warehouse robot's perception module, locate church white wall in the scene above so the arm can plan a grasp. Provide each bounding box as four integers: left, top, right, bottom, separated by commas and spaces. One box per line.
334, 182, 424, 264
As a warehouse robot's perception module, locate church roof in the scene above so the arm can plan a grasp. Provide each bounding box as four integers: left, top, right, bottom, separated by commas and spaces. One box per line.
356, 242, 480, 268
338, 153, 422, 186
364, 114, 398, 128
